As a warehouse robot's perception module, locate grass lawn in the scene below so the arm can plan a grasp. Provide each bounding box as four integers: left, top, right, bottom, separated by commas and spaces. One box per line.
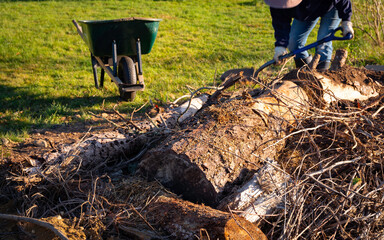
0, 0, 382, 141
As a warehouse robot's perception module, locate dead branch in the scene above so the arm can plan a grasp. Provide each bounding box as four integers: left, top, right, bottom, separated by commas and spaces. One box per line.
0, 213, 70, 240
305, 157, 361, 177
177, 89, 212, 122
206, 72, 244, 105
112, 104, 143, 131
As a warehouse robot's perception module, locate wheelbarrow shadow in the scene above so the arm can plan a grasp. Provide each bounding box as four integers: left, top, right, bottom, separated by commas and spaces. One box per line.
0, 83, 123, 136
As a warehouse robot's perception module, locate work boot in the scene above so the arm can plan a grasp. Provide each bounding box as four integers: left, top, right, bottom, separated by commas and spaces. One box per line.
317, 61, 331, 72
294, 55, 313, 68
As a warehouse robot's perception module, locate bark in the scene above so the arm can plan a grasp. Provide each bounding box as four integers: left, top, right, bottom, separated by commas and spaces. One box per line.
145, 195, 268, 240
136, 99, 287, 206
217, 159, 291, 223
37, 95, 208, 176
38, 131, 155, 176
136, 76, 312, 206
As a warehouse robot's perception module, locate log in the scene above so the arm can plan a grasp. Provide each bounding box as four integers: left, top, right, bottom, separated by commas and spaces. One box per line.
114, 178, 267, 240
34, 95, 208, 177
137, 78, 313, 206
174, 94, 209, 123
281, 65, 380, 105
217, 159, 291, 223
145, 195, 268, 240
317, 71, 379, 103
136, 99, 287, 206
250, 79, 309, 122
37, 131, 155, 177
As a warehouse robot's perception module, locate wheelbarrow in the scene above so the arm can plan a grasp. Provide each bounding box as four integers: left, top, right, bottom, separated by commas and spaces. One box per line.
73, 17, 161, 101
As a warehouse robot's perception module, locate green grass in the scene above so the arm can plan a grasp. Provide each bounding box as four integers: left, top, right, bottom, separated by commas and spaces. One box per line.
0, 0, 382, 140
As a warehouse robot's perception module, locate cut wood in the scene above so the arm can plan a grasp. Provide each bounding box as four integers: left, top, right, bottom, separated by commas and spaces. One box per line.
174, 94, 209, 123
114, 178, 268, 240
137, 99, 286, 206
145, 195, 268, 240
217, 159, 291, 223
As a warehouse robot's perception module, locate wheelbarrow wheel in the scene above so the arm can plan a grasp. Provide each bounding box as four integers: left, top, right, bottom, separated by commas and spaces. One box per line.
118, 56, 137, 101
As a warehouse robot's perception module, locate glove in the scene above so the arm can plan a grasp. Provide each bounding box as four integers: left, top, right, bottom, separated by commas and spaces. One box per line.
274, 46, 288, 65
341, 21, 354, 38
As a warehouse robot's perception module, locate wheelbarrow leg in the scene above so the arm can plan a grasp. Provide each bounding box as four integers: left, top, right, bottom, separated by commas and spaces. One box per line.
100, 68, 105, 88
91, 54, 101, 89
112, 40, 118, 77
136, 38, 143, 75
136, 38, 144, 84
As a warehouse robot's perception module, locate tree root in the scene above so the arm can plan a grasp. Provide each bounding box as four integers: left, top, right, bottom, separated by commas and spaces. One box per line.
0, 213, 70, 240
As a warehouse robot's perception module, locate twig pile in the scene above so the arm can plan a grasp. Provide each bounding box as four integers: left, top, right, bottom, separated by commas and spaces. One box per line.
264, 92, 384, 239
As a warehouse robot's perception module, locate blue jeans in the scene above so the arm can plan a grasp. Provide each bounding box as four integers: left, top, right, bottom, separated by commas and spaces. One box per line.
288, 7, 341, 63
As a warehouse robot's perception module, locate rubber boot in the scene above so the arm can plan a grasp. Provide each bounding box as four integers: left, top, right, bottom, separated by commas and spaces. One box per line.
317, 61, 331, 72
294, 55, 313, 68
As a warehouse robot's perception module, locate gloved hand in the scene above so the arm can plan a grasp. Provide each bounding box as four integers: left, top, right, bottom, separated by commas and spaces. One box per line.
274, 46, 288, 65
341, 21, 354, 38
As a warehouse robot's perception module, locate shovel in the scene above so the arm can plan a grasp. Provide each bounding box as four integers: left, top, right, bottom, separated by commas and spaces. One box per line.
253, 27, 353, 78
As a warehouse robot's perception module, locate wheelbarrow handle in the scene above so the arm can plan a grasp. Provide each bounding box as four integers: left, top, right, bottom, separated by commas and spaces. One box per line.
253, 27, 353, 77
72, 20, 86, 43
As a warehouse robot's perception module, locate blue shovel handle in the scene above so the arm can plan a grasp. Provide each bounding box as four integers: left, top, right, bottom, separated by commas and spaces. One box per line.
285, 27, 353, 58
253, 27, 353, 77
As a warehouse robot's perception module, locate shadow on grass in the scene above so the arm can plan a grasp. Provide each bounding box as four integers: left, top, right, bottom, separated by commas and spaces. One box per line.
0, 83, 119, 136
239, 0, 257, 6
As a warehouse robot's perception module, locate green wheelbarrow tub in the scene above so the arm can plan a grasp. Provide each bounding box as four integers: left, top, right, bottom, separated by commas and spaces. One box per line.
78, 17, 161, 57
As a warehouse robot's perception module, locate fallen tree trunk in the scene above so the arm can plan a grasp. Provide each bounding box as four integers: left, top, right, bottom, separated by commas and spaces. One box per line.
136, 98, 287, 206
145, 195, 268, 240
12, 50, 384, 239
137, 58, 383, 210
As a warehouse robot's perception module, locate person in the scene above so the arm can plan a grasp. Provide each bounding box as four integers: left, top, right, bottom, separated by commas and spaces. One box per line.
264, 0, 354, 71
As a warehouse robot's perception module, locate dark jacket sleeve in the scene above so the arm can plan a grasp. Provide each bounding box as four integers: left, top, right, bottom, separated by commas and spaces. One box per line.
270, 7, 294, 48
334, 0, 352, 21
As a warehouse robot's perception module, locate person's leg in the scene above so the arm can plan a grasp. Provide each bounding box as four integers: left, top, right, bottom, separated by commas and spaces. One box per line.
288, 18, 319, 68
316, 7, 342, 70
